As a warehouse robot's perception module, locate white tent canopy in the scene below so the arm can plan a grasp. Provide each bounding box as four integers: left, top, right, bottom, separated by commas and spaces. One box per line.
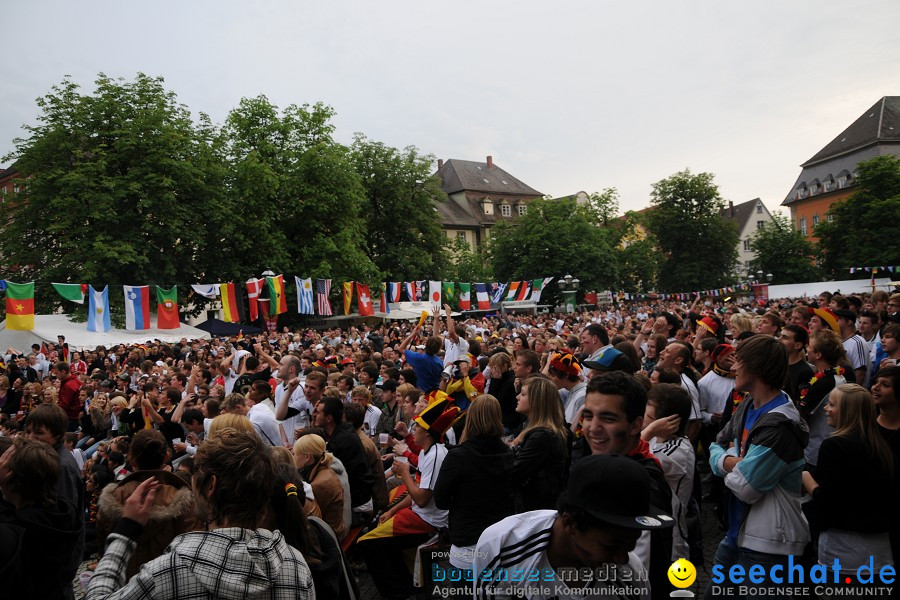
0, 314, 211, 351
766, 278, 892, 300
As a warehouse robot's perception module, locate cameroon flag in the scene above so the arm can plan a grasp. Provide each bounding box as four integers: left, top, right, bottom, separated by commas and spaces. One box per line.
6, 281, 35, 330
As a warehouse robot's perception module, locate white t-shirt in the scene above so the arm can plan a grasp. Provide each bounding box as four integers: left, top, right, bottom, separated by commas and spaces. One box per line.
411, 443, 449, 528
473, 510, 649, 600
563, 381, 587, 425
843, 334, 872, 385
275, 382, 312, 443
680, 373, 701, 421
649, 436, 695, 560
248, 402, 282, 446
363, 404, 382, 437
697, 371, 735, 424
223, 369, 239, 396
443, 336, 471, 367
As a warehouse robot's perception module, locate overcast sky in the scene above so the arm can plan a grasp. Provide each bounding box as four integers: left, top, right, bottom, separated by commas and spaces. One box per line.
3, 1, 899, 214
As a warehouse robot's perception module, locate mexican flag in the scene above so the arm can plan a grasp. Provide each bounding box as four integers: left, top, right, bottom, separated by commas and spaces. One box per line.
156, 286, 180, 329
5, 281, 35, 330
52, 283, 86, 304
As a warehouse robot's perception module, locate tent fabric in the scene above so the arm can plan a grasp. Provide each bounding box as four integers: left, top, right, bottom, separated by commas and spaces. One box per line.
0, 314, 211, 351
193, 318, 263, 336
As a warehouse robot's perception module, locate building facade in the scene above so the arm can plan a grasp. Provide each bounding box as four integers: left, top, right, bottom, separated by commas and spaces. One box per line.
782, 96, 900, 242
434, 156, 543, 249
722, 198, 776, 275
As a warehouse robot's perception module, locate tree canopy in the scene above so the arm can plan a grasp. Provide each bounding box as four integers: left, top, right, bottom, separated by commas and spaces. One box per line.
748, 213, 821, 284
646, 169, 739, 291
815, 154, 900, 278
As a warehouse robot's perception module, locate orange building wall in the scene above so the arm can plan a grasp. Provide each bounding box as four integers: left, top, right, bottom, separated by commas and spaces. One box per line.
788, 188, 854, 242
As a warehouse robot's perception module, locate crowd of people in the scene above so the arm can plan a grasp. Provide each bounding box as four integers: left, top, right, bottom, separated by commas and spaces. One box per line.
0, 289, 898, 599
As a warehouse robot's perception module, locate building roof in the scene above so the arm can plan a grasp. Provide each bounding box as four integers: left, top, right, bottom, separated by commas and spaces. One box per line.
783, 97, 900, 206
721, 198, 763, 233
803, 97, 900, 166
0, 165, 18, 181
437, 158, 542, 197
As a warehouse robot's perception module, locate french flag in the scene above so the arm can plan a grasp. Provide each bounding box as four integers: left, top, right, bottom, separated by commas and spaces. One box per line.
388, 282, 402, 303
124, 285, 151, 330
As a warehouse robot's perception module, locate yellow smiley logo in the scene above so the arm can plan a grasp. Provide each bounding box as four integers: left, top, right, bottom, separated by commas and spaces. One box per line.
668, 558, 696, 588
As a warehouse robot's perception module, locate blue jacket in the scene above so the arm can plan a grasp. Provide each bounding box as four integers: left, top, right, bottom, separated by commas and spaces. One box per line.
710, 392, 810, 555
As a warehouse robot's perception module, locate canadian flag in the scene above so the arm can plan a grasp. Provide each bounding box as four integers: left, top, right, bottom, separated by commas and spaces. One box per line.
429, 280, 441, 308
356, 283, 374, 317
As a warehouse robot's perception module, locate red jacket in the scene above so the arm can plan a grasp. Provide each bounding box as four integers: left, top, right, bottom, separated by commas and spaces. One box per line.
57, 375, 83, 421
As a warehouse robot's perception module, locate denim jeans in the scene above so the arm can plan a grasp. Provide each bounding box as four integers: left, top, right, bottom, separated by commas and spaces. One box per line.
704, 537, 791, 600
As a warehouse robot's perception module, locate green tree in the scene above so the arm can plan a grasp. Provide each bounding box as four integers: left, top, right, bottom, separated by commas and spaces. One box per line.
748, 213, 821, 284
222, 98, 377, 285
445, 236, 494, 283
616, 210, 661, 292
350, 135, 448, 281
0, 74, 229, 315
490, 196, 618, 305
815, 155, 900, 278
646, 169, 739, 291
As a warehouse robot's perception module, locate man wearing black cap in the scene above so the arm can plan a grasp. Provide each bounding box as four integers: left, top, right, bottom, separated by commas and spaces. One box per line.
473, 454, 673, 599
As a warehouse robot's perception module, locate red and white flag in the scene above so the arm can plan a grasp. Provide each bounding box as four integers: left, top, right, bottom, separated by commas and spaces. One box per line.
246, 278, 263, 321
356, 283, 374, 317
428, 280, 441, 308
316, 279, 332, 316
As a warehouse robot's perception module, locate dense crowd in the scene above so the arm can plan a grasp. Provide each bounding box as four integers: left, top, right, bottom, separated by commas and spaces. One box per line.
1, 289, 899, 600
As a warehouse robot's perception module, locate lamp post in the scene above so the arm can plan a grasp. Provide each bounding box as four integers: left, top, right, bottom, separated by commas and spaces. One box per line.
557, 274, 580, 314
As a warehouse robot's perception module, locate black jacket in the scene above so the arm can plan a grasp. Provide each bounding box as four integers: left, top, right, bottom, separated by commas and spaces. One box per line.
487, 370, 520, 431
433, 435, 514, 546
511, 427, 569, 512
0, 498, 82, 599
326, 423, 374, 508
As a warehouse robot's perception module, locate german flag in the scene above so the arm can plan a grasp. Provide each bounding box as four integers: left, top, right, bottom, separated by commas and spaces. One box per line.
219, 283, 245, 323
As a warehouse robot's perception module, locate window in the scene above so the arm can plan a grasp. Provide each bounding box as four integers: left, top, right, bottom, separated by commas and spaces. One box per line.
456, 231, 466, 241
756, 220, 765, 230
500, 204, 511, 217
13, 182, 19, 194
809, 184, 818, 196
517, 204, 527, 216
743, 239, 751, 251
482, 199, 493, 215
812, 214, 820, 227
837, 176, 847, 188
799, 217, 808, 236
797, 188, 808, 200
756, 203, 763, 214
827, 213, 834, 223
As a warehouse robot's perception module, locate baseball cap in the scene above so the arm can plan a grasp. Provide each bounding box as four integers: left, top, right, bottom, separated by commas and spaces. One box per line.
583, 348, 632, 373
833, 309, 856, 321
379, 379, 399, 392
563, 455, 675, 530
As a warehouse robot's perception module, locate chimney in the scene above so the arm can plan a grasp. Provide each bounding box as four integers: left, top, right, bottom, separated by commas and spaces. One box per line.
729, 200, 734, 217
486, 155, 493, 169
437, 159, 444, 172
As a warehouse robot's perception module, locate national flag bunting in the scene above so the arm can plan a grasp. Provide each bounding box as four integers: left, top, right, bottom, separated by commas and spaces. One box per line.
403, 282, 415, 302
388, 282, 402, 303
506, 282, 521, 301
190, 284, 219, 300
343, 282, 353, 315
5, 281, 35, 330
417, 281, 426, 302
475, 283, 491, 310
87, 285, 111, 332
442, 282, 455, 306
52, 283, 86, 304
219, 283, 244, 323
296, 277, 314, 315
156, 286, 180, 329
516, 281, 532, 301
530, 278, 550, 303
316, 279, 333, 316
246, 278, 263, 321
380, 283, 391, 314
356, 283, 374, 317
458, 283, 471, 310
266, 275, 288, 317
491, 283, 507, 304
123, 285, 151, 330
428, 281, 441, 307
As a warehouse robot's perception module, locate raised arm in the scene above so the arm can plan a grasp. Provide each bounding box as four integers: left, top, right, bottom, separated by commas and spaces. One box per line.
398, 325, 421, 353
444, 304, 459, 344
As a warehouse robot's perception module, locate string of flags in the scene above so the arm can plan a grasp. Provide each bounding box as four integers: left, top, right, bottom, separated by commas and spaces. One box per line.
848, 266, 897, 274
609, 282, 759, 302
0, 276, 556, 332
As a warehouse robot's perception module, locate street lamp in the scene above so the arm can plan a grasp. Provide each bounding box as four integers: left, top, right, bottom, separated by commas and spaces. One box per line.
557, 274, 580, 314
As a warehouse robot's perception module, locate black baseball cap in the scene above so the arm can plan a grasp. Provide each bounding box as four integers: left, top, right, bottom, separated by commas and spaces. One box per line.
563, 455, 675, 530
833, 309, 856, 321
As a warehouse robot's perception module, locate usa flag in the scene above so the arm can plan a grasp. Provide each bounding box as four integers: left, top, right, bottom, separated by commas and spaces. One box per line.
316, 279, 333, 316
